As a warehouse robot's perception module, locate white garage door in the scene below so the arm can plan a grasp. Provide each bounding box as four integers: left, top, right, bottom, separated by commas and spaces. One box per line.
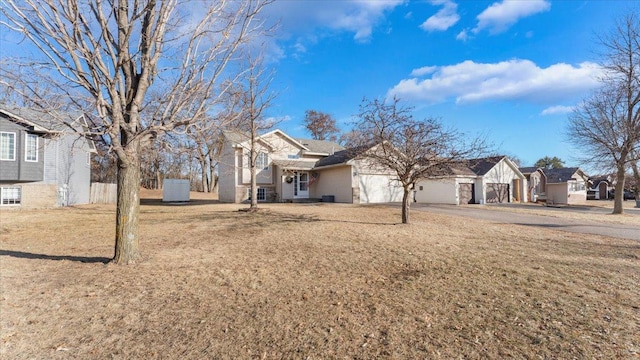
359, 174, 404, 203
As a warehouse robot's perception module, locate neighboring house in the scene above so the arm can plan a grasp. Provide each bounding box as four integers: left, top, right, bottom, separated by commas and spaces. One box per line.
520, 167, 546, 203
218, 129, 404, 204
0, 106, 95, 208
519, 166, 590, 205
588, 175, 612, 200
415, 156, 527, 205
543, 167, 589, 205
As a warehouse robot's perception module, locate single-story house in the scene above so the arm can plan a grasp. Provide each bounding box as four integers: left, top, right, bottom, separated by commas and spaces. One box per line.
415, 156, 527, 205
518, 166, 590, 205
0, 106, 95, 208
218, 129, 404, 204
544, 167, 589, 205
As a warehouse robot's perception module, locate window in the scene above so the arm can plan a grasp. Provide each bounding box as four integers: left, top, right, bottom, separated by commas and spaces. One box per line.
256, 152, 269, 170
569, 182, 586, 192
257, 188, 266, 201
0, 132, 16, 161
247, 152, 269, 170
248, 187, 267, 201
25, 134, 38, 162
1, 186, 21, 205
288, 154, 300, 159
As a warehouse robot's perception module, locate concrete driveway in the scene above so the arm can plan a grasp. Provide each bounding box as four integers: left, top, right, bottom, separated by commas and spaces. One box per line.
409, 203, 640, 242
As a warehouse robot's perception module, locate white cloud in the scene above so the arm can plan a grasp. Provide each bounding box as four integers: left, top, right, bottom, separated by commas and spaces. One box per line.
410, 66, 437, 77
265, 0, 405, 43
473, 0, 551, 34
387, 59, 603, 105
541, 105, 575, 115
420, 0, 460, 32
456, 29, 469, 41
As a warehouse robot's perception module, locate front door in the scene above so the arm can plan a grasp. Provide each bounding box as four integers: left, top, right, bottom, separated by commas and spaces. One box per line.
294, 172, 309, 199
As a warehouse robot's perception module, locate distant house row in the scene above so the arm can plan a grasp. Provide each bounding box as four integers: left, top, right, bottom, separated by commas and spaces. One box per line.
1, 105, 601, 209
217, 128, 594, 206
0, 106, 95, 208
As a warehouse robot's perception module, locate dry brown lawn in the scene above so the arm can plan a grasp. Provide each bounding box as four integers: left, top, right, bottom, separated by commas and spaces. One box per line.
1, 193, 639, 359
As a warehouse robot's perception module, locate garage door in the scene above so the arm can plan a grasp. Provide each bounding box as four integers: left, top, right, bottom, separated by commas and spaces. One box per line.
486, 183, 509, 203
458, 183, 474, 205
359, 174, 404, 203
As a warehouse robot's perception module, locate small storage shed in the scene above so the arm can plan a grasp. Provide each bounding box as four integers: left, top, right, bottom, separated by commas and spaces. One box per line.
162, 179, 190, 202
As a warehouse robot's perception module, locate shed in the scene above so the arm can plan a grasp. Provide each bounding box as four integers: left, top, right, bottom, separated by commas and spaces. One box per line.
162, 179, 190, 202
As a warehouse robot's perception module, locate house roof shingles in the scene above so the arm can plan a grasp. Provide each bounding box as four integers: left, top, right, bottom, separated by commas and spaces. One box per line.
296, 138, 344, 154
314, 148, 357, 168
0, 106, 83, 132
468, 156, 505, 176
544, 167, 582, 183
518, 166, 539, 175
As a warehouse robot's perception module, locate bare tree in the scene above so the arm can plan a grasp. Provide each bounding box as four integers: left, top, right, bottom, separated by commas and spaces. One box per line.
304, 110, 340, 141
235, 52, 277, 211
351, 97, 487, 224
567, 12, 640, 214
91, 140, 118, 183
1, 0, 271, 263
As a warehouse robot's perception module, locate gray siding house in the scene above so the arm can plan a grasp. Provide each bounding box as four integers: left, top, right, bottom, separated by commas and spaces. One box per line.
0, 106, 95, 208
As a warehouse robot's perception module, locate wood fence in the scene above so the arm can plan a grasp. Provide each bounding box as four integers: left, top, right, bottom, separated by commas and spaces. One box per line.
90, 183, 117, 204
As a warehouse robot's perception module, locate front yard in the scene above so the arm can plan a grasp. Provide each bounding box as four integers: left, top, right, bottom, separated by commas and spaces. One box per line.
1, 201, 638, 358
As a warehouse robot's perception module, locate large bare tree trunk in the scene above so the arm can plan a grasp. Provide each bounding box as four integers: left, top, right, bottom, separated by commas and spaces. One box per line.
113, 140, 142, 264
613, 163, 626, 214
401, 187, 411, 224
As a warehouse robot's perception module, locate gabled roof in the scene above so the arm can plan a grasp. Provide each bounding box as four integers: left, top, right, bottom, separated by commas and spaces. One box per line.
468, 156, 505, 176
313, 149, 357, 168
543, 167, 585, 183
296, 138, 344, 155
313, 144, 371, 168
519, 166, 540, 175
224, 129, 340, 153
436, 163, 477, 177
0, 106, 85, 133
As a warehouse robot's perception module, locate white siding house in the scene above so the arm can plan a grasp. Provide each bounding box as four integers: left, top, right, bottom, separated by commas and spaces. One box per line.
217, 129, 405, 204
416, 156, 527, 205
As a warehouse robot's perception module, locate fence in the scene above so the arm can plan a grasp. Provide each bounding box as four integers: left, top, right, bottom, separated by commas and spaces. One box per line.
90, 182, 117, 204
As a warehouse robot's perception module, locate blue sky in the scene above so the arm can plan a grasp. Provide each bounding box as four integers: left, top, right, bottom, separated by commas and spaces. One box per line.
260, 0, 635, 169
0, 1, 633, 170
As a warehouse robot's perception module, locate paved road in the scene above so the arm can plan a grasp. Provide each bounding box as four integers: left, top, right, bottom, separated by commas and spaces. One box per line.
409, 204, 640, 242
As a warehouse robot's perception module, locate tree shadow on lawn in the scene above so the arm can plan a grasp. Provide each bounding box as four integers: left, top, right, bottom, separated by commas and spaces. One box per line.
143, 208, 399, 228
0, 250, 110, 263
140, 198, 221, 206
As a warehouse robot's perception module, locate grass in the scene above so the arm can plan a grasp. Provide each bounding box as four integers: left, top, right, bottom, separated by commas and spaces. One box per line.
1, 197, 639, 359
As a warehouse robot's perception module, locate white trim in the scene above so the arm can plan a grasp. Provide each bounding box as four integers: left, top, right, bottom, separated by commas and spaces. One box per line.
0, 132, 16, 161
25, 133, 38, 162
259, 129, 310, 151
0, 186, 21, 206
0, 109, 51, 132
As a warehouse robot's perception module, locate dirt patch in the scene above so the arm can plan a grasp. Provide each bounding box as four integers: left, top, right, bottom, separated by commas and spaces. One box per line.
1, 202, 639, 358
